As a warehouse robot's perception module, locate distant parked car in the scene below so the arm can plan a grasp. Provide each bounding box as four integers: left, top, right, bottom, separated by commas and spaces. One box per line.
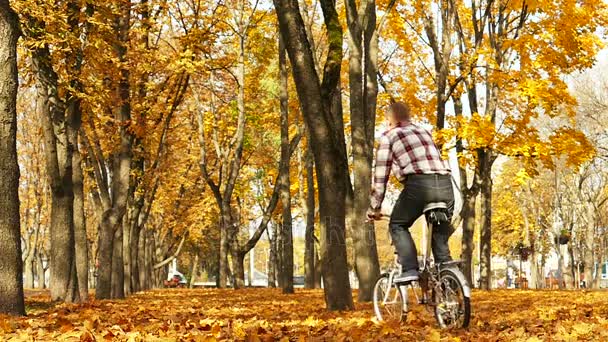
164, 273, 187, 288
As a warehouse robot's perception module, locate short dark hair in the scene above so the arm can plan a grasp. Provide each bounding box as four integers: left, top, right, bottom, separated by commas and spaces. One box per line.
389, 102, 411, 121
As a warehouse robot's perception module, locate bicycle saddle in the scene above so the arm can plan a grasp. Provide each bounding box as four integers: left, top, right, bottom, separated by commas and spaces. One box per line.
424, 202, 449, 225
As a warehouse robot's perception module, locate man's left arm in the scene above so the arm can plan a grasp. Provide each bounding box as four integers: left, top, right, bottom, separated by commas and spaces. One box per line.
368, 134, 392, 218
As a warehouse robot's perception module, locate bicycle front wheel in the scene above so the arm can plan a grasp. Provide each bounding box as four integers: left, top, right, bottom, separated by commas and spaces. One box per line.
433, 268, 471, 329
373, 273, 405, 322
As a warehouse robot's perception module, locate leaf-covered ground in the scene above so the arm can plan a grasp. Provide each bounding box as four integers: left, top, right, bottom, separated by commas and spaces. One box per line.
1, 288, 608, 341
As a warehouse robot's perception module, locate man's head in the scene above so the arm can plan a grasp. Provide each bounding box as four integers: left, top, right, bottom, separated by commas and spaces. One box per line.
386, 101, 411, 127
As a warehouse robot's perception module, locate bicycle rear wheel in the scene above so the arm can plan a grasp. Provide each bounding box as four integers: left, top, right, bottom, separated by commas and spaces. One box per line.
373, 273, 405, 322
433, 268, 471, 329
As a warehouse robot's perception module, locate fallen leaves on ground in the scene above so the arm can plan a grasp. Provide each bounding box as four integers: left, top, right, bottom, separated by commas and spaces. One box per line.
1, 289, 608, 341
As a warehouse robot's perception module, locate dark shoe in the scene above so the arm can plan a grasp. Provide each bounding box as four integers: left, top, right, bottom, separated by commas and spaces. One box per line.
394, 269, 419, 283
438, 260, 460, 270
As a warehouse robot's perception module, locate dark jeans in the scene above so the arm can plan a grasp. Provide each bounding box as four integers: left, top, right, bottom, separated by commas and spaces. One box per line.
390, 173, 455, 272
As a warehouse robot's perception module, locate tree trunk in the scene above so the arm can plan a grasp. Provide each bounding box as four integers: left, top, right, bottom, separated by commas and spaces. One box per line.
138, 228, 147, 290
130, 223, 141, 292
219, 210, 231, 288
97, 212, 117, 298
453, 90, 479, 288
346, 0, 380, 303
557, 243, 565, 289
460, 193, 477, 286
32, 40, 79, 305
189, 254, 199, 288
123, 215, 131, 296
111, 226, 125, 298
144, 230, 153, 289
304, 147, 316, 289
276, 221, 284, 288
584, 205, 596, 289
96, 1, 132, 299
0, 2, 25, 314
314, 244, 322, 288
268, 224, 277, 288
70, 108, 88, 301
274, 0, 354, 311
232, 249, 246, 289
478, 149, 493, 290
278, 33, 294, 294
36, 252, 46, 289
24, 256, 35, 289
529, 253, 538, 289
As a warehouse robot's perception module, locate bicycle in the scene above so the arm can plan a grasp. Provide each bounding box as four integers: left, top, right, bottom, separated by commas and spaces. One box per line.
372, 202, 471, 329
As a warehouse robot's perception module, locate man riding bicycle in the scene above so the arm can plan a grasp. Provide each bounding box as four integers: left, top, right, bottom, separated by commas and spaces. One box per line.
367, 102, 455, 283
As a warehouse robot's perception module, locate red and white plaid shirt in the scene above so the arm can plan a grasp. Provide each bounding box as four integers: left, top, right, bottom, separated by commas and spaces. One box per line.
370, 121, 450, 210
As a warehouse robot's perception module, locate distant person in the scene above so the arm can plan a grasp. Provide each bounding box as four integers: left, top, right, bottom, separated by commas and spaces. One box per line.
367, 102, 454, 283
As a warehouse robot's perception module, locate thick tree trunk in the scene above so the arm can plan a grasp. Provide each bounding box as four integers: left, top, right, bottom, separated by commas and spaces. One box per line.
123, 216, 131, 296
557, 243, 565, 289
130, 224, 141, 292
453, 90, 479, 288
32, 42, 79, 304
49, 194, 79, 302
584, 205, 596, 289
96, 1, 132, 299
24, 256, 35, 289
138, 228, 148, 290
144, 230, 153, 289
36, 252, 46, 289
478, 149, 493, 290
304, 147, 316, 289
97, 212, 117, 298
70, 110, 88, 301
219, 210, 231, 288
314, 245, 322, 288
268, 225, 277, 288
460, 194, 477, 286
189, 254, 199, 288
278, 33, 295, 294
275, 222, 284, 288
232, 249, 246, 289
111, 227, 125, 298
529, 253, 538, 289
0, 2, 25, 314
274, 0, 354, 311
346, 0, 380, 303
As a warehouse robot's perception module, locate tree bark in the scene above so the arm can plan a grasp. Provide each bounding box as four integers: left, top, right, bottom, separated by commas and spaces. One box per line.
452, 94, 479, 287
460, 194, 477, 286
30, 31, 79, 303
69, 102, 88, 301
95, 0, 132, 299
189, 254, 199, 288
36, 251, 46, 289
276, 222, 284, 288
278, 33, 295, 294
478, 149, 493, 290
345, 0, 381, 303
111, 226, 125, 299
0, 1, 25, 315
584, 205, 596, 289
274, 0, 354, 310
304, 147, 316, 289
232, 248, 246, 289
219, 211, 231, 287
138, 228, 148, 290
268, 224, 277, 288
